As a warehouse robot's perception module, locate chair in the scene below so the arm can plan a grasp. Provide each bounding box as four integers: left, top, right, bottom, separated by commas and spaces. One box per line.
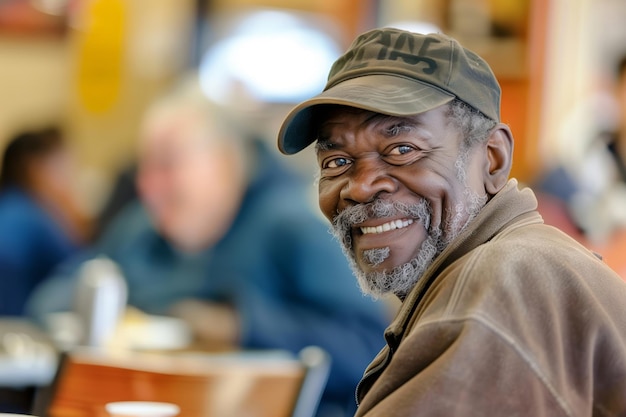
34, 345, 330, 417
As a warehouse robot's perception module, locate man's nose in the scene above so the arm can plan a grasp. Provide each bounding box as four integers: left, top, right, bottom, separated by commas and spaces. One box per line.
341, 159, 396, 204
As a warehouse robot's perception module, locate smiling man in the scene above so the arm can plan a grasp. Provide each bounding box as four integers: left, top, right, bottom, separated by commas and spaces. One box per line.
277, 28, 626, 416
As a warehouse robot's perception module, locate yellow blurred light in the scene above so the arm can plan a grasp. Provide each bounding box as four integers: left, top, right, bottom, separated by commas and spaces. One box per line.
75, 0, 125, 114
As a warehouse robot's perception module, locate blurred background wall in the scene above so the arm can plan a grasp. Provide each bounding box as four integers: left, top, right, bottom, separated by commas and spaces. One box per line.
0, 0, 621, 217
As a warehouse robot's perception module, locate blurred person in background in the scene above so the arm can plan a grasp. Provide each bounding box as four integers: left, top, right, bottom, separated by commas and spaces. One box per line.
26, 78, 390, 417
0, 127, 89, 316
535, 52, 626, 243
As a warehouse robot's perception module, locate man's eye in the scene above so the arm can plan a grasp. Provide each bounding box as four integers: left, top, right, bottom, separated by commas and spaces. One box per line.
388, 145, 414, 155
325, 157, 352, 169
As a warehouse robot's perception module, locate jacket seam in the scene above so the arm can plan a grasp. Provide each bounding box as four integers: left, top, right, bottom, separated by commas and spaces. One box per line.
413, 315, 575, 417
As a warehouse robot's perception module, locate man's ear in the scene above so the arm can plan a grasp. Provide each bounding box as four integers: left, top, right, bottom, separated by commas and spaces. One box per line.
484, 123, 513, 195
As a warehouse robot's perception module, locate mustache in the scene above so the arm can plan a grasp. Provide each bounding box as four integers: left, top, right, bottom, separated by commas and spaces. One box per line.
330, 199, 431, 249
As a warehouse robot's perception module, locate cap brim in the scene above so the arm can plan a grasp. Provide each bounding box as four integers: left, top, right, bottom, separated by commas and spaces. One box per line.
277, 74, 455, 155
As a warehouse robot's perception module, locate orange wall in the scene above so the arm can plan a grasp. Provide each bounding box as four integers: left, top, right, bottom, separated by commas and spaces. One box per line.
500, 78, 531, 181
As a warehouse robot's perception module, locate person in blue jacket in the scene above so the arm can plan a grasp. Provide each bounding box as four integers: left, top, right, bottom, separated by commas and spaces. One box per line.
0, 127, 87, 316
26, 82, 390, 417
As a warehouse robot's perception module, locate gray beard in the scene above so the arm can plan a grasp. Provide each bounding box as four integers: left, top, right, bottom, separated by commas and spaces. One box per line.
329, 189, 487, 299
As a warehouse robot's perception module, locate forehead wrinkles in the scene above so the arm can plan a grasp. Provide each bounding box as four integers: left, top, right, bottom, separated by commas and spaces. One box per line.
317, 111, 420, 152
334, 111, 417, 132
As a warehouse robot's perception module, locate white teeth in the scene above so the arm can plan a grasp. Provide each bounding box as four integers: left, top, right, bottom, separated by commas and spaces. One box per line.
360, 219, 414, 235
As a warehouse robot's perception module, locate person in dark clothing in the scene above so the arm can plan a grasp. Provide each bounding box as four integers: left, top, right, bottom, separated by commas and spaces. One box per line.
27, 83, 390, 417
0, 127, 87, 316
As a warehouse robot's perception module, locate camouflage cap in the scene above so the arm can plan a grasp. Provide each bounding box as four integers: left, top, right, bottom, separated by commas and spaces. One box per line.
277, 28, 501, 155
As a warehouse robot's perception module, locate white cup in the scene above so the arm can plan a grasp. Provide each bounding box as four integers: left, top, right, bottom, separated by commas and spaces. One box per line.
105, 402, 180, 417
74, 256, 128, 347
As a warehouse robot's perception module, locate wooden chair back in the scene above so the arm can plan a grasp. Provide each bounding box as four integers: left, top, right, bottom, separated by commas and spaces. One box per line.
38, 346, 328, 417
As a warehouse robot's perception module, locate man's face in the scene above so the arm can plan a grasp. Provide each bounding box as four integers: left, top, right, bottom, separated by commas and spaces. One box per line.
136, 114, 244, 253
316, 104, 488, 297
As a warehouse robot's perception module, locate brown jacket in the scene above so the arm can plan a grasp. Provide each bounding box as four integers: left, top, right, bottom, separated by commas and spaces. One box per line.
355, 179, 626, 417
